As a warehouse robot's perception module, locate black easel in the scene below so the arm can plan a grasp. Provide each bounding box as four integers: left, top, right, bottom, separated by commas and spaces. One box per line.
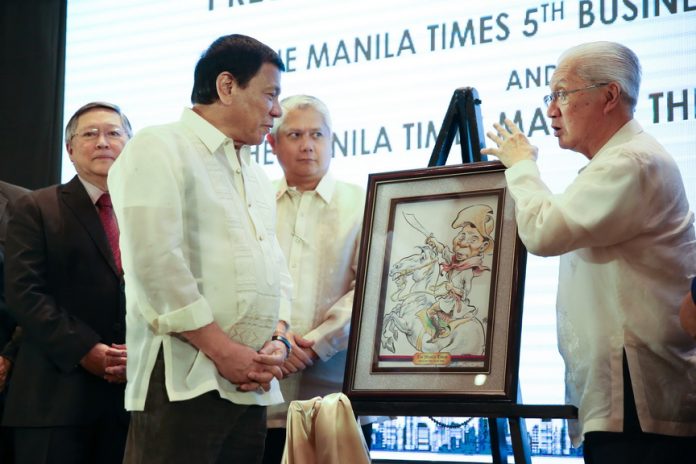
351, 88, 577, 463
433, 86, 532, 463
428, 87, 487, 167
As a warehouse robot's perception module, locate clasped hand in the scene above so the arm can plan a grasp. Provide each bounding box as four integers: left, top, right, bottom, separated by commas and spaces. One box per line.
79, 342, 127, 383
0, 356, 12, 391
214, 339, 287, 393
105, 343, 127, 383
480, 118, 538, 167
279, 331, 317, 377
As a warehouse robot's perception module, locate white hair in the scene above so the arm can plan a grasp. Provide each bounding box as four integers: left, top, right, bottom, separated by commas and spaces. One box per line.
270, 95, 332, 136
559, 41, 641, 111
65, 101, 132, 141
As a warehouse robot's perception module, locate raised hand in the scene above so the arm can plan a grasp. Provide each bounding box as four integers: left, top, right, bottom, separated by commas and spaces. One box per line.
481, 118, 538, 167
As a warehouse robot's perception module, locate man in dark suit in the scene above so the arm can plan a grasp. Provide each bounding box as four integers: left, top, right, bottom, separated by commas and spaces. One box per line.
0, 181, 29, 246
0, 180, 29, 387
0, 180, 29, 355
0, 180, 29, 464
2, 102, 131, 464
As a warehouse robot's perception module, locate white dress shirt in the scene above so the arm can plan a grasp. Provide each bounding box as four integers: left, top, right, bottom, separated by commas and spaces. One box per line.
76, 177, 106, 207
505, 119, 696, 445
108, 108, 292, 411
267, 174, 365, 427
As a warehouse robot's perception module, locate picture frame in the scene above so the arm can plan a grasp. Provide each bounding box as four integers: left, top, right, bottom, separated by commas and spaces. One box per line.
344, 161, 526, 403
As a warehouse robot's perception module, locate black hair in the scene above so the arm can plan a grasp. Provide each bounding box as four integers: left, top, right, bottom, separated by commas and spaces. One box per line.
191, 34, 285, 105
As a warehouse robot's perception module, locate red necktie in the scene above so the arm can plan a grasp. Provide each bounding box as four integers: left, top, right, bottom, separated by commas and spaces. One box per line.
96, 193, 122, 274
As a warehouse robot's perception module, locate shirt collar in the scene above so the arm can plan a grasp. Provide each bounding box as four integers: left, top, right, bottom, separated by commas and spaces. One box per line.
180, 107, 251, 165
275, 172, 335, 204
314, 172, 335, 203
591, 119, 643, 163
76, 176, 107, 205
577, 119, 642, 174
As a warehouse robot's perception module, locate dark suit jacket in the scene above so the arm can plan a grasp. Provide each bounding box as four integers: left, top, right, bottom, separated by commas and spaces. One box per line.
2, 176, 127, 427
0, 248, 7, 352
0, 180, 29, 249
0, 181, 29, 354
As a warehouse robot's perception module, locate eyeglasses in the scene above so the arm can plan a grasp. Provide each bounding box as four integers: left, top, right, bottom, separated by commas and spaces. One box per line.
543, 83, 609, 107
72, 127, 126, 141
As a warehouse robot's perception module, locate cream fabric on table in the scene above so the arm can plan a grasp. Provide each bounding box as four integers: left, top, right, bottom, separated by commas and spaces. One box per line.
282, 393, 370, 464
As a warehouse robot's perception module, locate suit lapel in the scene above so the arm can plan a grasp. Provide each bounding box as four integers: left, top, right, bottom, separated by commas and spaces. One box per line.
61, 177, 120, 277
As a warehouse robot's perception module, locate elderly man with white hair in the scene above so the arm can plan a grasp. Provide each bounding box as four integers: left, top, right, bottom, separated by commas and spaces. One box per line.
482, 41, 696, 463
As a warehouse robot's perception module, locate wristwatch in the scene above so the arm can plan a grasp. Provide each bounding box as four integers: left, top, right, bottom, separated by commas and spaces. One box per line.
271, 334, 292, 359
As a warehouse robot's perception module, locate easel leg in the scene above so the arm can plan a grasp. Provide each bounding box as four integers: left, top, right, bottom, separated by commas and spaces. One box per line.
488, 417, 509, 464
509, 417, 532, 464
510, 385, 532, 463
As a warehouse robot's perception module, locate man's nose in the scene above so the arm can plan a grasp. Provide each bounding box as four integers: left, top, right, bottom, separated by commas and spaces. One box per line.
95, 132, 110, 148
270, 99, 282, 118
300, 135, 314, 151
546, 101, 560, 118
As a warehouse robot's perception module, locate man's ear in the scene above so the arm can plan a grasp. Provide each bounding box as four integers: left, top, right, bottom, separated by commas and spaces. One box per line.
266, 133, 278, 154
66, 142, 74, 157
603, 82, 622, 114
215, 72, 237, 105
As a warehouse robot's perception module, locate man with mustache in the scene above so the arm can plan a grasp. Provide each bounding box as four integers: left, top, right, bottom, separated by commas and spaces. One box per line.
425, 204, 494, 344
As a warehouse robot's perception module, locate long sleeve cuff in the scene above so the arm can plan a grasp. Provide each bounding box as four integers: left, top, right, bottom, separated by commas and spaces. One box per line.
151, 296, 215, 334
304, 327, 343, 361
505, 159, 540, 183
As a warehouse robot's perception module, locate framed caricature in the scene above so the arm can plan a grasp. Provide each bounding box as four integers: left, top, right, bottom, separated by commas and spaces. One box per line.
344, 161, 526, 403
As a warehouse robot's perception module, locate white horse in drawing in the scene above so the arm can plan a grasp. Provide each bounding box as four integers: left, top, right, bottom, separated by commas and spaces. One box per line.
381, 245, 487, 357
381, 246, 440, 353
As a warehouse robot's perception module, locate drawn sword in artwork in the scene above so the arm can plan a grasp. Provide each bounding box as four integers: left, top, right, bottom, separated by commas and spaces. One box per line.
402, 212, 432, 238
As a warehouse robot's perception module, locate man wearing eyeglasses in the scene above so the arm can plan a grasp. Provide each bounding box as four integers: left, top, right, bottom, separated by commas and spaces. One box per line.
2, 102, 132, 463
482, 41, 696, 463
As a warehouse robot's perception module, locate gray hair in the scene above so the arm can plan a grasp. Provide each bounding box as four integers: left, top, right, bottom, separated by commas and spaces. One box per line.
65, 101, 133, 142
558, 41, 641, 111
270, 95, 332, 136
